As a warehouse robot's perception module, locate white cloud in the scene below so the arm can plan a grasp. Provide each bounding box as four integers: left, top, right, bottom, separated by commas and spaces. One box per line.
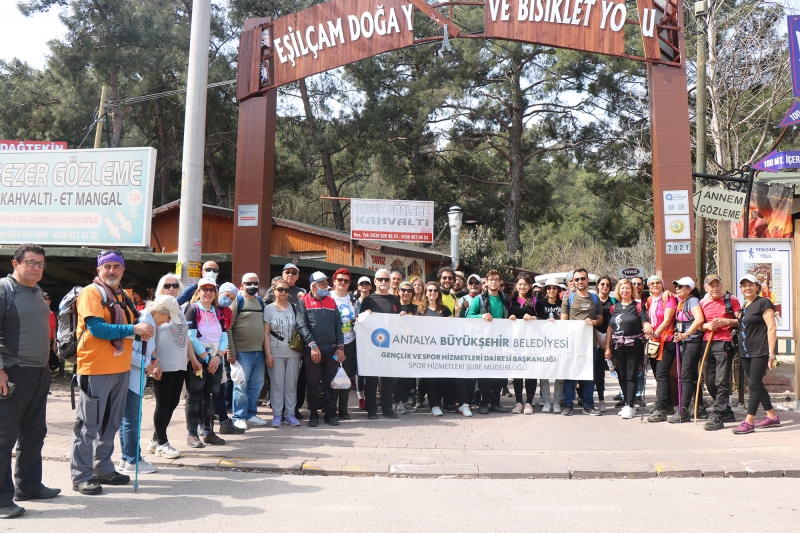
0, 4, 66, 69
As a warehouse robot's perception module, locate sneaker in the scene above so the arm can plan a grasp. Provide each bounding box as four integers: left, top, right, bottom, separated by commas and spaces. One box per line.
13, 487, 60, 501
584, 406, 601, 416
732, 420, 755, 434
382, 410, 399, 419
294, 409, 304, 420
324, 413, 340, 426
94, 471, 130, 485
187, 434, 204, 448
704, 415, 724, 431
619, 406, 635, 419
232, 419, 248, 431
458, 404, 473, 417
502, 387, 513, 397
722, 410, 737, 423
271, 415, 282, 428
415, 399, 425, 409
478, 404, 489, 415
116, 459, 126, 472
561, 406, 574, 416
647, 410, 667, 423
338, 409, 352, 420
523, 403, 534, 415
201, 431, 225, 445
402, 402, 417, 413
668, 410, 690, 424
755, 415, 781, 429
614, 399, 625, 409
218, 419, 246, 434
553, 403, 561, 414
121, 459, 158, 474
246, 415, 268, 426
146, 439, 158, 454
666, 406, 675, 415
286, 414, 301, 426
512, 402, 524, 414
598, 401, 606, 412
308, 412, 320, 427
490, 405, 510, 413
695, 407, 709, 420
359, 398, 366, 410
443, 404, 459, 413
541, 402, 551, 413
395, 402, 407, 414
367, 412, 378, 420
0, 503, 25, 519
613, 393, 622, 401
72, 480, 102, 495
155, 442, 181, 459
431, 406, 443, 416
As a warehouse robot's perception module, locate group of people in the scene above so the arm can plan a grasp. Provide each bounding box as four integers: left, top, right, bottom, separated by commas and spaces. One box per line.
0, 243, 782, 518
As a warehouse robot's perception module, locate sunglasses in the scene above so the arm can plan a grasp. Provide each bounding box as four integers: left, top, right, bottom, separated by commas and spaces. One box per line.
243, 282, 258, 287
546, 286, 559, 290
573, 276, 587, 282
400, 288, 413, 293
335, 278, 350, 283
200, 287, 216, 293
275, 287, 290, 293
284, 270, 299, 275
204, 267, 220, 273
163, 283, 180, 289
375, 277, 389, 282
597, 282, 610, 287
468, 281, 481, 285
99, 249, 123, 257
674, 284, 688, 289
426, 288, 440, 293
359, 282, 371, 286
440, 276, 454, 281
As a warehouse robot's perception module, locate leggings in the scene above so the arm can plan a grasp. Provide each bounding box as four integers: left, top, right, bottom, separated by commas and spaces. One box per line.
512, 379, 537, 404
654, 342, 676, 411
152, 370, 186, 445
742, 357, 773, 417
613, 342, 642, 408
593, 347, 605, 401
185, 361, 222, 436
678, 340, 704, 412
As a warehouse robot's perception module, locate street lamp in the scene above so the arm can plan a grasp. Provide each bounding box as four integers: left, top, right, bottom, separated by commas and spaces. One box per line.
447, 206, 463, 270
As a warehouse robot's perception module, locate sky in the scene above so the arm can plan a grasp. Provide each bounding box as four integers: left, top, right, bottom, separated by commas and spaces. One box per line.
0, 3, 66, 69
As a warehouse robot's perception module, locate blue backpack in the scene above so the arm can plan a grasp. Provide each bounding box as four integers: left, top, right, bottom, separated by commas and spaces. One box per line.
236, 294, 265, 316
566, 291, 600, 319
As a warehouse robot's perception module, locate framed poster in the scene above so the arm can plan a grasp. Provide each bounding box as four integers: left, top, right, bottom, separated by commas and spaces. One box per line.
733, 239, 793, 337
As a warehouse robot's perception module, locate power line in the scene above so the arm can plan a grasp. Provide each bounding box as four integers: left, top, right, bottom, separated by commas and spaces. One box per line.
108, 79, 236, 108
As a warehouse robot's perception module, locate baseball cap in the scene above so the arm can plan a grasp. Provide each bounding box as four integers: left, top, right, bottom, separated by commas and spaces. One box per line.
218, 282, 238, 295
739, 273, 759, 285
283, 263, 299, 272
198, 277, 217, 288
467, 274, 481, 284
357, 276, 371, 285
704, 273, 722, 285
309, 271, 328, 284
672, 276, 696, 290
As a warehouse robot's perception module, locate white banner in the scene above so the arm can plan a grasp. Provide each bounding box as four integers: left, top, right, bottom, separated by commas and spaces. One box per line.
350, 198, 434, 242
354, 314, 594, 379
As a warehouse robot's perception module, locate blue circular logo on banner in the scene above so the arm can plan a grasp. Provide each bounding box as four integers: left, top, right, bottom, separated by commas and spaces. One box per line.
371, 328, 391, 347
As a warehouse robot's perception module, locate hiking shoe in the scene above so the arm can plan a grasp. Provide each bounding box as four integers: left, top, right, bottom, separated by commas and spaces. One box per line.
0, 503, 25, 518
146, 439, 158, 454
478, 404, 489, 415
541, 402, 551, 413
732, 420, 755, 434
704, 415, 724, 431
219, 419, 245, 434
308, 412, 319, 427
584, 406, 601, 416
271, 415, 283, 428
490, 405, 510, 413
443, 404, 459, 413
324, 413, 340, 426
722, 410, 737, 423
561, 406, 574, 416
523, 403, 534, 415
338, 409, 352, 420
201, 432, 225, 445
382, 410, 399, 419
72, 480, 102, 495
431, 406, 443, 416
187, 434, 204, 448
155, 442, 181, 459
695, 407, 709, 420
458, 404, 473, 417
619, 406, 635, 419
553, 403, 562, 414
94, 471, 130, 485
286, 414, 301, 426
647, 410, 667, 423
666, 406, 675, 415
395, 402, 407, 414
121, 459, 157, 474
755, 415, 781, 429
14, 487, 60, 501
247, 415, 268, 426
613, 393, 622, 401
367, 412, 378, 420
668, 410, 690, 424
512, 402, 524, 414
598, 401, 607, 412
232, 419, 248, 431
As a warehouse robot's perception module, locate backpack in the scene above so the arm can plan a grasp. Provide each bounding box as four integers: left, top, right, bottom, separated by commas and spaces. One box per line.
0, 276, 44, 319
236, 293, 265, 316
567, 291, 600, 319
610, 301, 642, 315
56, 284, 129, 364
478, 291, 509, 318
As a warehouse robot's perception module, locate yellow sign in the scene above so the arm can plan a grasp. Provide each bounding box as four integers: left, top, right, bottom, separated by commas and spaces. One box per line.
175, 262, 182, 276
188, 261, 202, 278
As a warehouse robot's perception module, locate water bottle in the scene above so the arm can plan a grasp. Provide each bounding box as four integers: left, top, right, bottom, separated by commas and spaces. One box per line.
548, 311, 554, 319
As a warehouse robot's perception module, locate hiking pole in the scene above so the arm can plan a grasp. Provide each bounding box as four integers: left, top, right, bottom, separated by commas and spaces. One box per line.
694, 332, 714, 425
134, 341, 147, 492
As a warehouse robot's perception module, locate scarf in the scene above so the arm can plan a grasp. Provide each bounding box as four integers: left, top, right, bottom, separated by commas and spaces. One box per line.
94, 276, 129, 355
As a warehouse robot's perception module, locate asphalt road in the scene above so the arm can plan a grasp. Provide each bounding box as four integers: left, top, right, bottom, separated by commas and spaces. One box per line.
6, 461, 799, 532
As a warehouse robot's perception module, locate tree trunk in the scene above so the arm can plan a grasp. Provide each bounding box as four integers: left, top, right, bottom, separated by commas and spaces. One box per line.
154, 98, 170, 205
298, 77, 345, 231
204, 147, 228, 207
504, 61, 524, 256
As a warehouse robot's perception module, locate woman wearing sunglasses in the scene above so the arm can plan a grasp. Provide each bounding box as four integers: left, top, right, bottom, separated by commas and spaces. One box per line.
668, 277, 706, 423
594, 276, 615, 412
355, 276, 372, 312
264, 278, 302, 427
509, 273, 537, 415
535, 278, 564, 413
183, 277, 228, 448
394, 281, 419, 414
644, 275, 677, 423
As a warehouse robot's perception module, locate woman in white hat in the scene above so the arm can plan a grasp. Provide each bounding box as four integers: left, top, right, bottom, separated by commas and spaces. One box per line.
535, 278, 564, 413
731, 274, 780, 434
668, 277, 706, 423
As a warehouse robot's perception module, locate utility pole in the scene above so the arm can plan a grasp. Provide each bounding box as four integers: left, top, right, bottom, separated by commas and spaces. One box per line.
177, 0, 212, 286
93, 85, 107, 149
694, 1, 708, 285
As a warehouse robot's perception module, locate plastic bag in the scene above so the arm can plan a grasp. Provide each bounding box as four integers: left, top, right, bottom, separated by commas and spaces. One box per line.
331, 364, 351, 389
230, 360, 246, 386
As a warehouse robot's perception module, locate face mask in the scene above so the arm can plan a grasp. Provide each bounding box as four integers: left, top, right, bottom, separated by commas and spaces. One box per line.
245, 286, 259, 296
316, 288, 329, 298
204, 271, 218, 281
218, 296, 232, 308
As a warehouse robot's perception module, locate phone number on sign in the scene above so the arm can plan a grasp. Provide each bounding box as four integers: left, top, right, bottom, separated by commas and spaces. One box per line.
352, 231, 432, 241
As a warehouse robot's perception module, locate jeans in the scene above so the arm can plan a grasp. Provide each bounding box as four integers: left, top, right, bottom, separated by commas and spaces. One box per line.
233, 351, 266, 421
564, 380, 594, 408
118, 389, 142, 464
0, 366, 49, 506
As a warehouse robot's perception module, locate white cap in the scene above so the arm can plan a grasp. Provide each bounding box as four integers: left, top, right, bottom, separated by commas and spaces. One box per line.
672, 276, 696, 290
357, 276, 372, 285
739, 273, 759, 285
198, 277, 217, 288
